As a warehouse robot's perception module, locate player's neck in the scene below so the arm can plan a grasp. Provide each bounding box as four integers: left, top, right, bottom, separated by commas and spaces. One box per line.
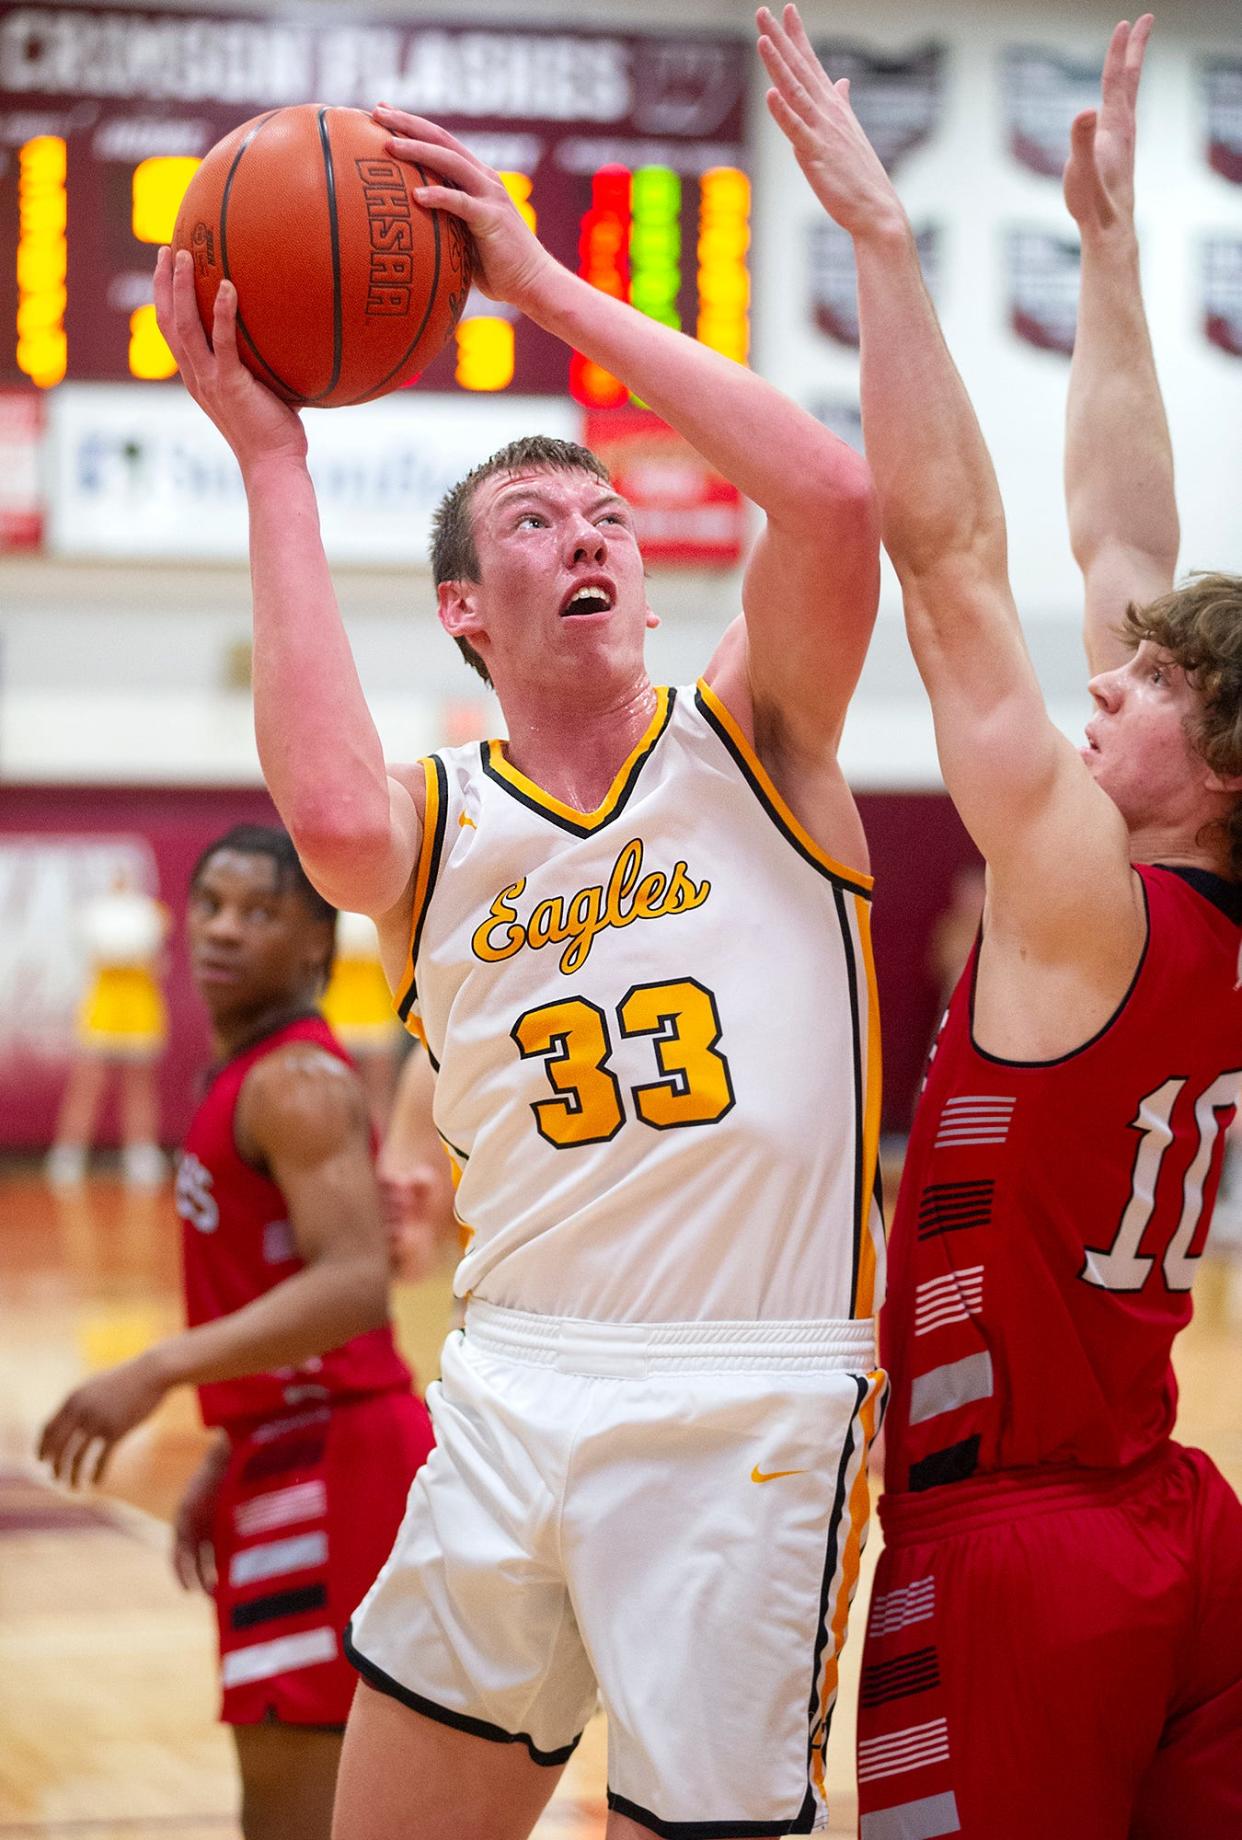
498, 672, 659, 812
210, 996, 319, 1063
1129, 823, 1231, 881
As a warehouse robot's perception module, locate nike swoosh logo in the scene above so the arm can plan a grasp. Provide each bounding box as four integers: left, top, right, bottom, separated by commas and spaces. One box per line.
750, 1465, 809, 1484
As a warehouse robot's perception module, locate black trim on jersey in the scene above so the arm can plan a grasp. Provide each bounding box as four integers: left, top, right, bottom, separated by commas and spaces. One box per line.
795, 1372, 870, 1834
693, 687, 872, 899
967, 876, 1151, 1069
604, 1793, 815, 1838
230, 1582, 328, 1630
917, 1181, 995, 1240
396, 754, 449, 1027
342, 1623, 582, 1767
1157, 862, 1242, 924
833, 885, 866, 1314
859, 1645, 941, 1709
437, 1129, 469, 1164
908, 1433, 981, 1493
479, 688, 677, 838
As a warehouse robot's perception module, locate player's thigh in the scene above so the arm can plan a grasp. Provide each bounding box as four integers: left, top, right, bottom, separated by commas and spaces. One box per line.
575, 1365, 880, 1834
859, 1507, 1176, 1840
233, 1721, 341, 1840
333, 1680, 562, 1840
1130, 1449, 1242, 1840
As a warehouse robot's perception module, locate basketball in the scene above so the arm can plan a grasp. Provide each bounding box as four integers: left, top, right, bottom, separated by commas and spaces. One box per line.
170, 105, 474, 408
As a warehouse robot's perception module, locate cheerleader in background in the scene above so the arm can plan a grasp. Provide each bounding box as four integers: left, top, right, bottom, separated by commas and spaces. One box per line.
46, 870, 169, 1189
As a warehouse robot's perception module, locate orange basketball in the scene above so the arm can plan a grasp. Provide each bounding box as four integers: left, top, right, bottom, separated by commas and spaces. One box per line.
171, 105, 474, 408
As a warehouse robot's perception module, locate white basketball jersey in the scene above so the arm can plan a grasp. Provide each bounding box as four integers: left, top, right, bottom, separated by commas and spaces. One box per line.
396, 681, 884, 1324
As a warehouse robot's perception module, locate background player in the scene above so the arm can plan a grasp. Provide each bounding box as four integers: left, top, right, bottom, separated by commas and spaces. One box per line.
759, 9, 1242, 1837
39, 824, 433, 1840
154, 94, 885, 1840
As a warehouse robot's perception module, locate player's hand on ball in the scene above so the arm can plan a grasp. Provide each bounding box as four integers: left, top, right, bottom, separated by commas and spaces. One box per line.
153, 246, 308, 474
756, 6, 904, 239
1063, 15, 1152, 236
38, 1353, 168, 1489
373, 107, 555, 310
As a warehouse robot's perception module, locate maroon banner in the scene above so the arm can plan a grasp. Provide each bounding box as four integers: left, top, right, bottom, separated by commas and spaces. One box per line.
1204, 236, 1242, 357
1002, 45, 1102, 180
1203, 57, 1242, 184
809, 219, 939, 349
1006, 227, 1080, 355
810, 42, 945, 171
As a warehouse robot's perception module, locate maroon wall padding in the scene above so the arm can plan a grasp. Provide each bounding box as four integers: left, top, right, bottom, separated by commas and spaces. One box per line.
0, 784, 979, 1150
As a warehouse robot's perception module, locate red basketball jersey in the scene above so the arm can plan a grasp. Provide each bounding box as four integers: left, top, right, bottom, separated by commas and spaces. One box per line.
882, 864, 1242, 1494
176, 1012, 411, 1428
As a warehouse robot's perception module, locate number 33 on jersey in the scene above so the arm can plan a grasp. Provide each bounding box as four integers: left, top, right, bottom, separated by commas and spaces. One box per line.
394, 683, 885, 1326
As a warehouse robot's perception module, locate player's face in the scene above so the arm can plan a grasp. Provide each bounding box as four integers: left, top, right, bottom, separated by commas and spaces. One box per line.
186, 851, 328, 1025
1083, 642, 1215, 833
440, 467, 655, 694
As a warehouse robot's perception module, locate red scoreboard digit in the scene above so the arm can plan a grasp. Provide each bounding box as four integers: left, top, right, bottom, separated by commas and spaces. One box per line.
0, 7, 750, 399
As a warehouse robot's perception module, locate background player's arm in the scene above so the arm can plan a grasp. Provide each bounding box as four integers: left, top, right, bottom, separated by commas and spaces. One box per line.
38, 1047, 390, 1488
375, 108, 880, 797
1063, 16, 1178, 674
758, 6, 1143, 972
171, 1429, 230, 1593
153, 248, 423, 918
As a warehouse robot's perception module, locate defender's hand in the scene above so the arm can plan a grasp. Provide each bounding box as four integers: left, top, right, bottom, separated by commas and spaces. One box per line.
756, 6, 905, 241
38, 1354, 168, 1489
153, 246, 308, 475
172, 1439, 228, 1593
1063, 16, 1153, 236
372, 107, 556, 311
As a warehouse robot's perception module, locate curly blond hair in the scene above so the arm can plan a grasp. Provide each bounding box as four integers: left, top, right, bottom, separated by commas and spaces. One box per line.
1123, 571, 1242, 879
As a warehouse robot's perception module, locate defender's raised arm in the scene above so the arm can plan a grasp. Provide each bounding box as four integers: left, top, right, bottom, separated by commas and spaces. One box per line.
1063, 14, 1178, 672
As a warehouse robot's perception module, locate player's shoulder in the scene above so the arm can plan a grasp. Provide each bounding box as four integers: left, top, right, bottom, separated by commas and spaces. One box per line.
240, 1040, 370, 1154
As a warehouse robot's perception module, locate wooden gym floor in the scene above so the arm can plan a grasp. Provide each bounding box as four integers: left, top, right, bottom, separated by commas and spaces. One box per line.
2, 1168, 1240, 1840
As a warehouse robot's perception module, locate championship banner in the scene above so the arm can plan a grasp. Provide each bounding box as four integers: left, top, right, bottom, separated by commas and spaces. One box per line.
584, 406, 744, 566
810, 42, 944, 170
1006, 228, 1080, 355
809, 220, 939, 348
1203, 237, 1242, 358
0, 388, 43, 548
1002, 46, 1102, 179
1203, 58, 1242, 185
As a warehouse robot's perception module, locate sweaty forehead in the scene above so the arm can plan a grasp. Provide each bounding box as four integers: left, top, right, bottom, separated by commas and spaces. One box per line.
476, 466, 616, 519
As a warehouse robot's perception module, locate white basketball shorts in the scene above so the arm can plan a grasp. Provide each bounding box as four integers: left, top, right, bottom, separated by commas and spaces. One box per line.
346, 1302, 887, 1837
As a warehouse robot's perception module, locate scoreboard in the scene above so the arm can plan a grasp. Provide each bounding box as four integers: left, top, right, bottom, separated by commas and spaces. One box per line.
0, 6, 751, 402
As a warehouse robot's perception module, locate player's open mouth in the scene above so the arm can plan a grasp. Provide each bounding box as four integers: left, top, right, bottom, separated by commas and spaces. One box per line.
560, 584, 614, 618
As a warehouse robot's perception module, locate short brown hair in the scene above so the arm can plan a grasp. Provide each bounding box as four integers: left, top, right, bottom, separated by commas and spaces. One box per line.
429, 436, 613, 686
1123, 571, 1242, 879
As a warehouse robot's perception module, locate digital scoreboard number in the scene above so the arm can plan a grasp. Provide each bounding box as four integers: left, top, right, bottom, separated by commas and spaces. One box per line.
0, 7, 750, 400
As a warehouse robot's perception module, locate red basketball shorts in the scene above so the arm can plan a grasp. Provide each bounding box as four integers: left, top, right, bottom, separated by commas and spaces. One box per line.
213, 1388, 433, 1726
857, 1441, 1242, 1840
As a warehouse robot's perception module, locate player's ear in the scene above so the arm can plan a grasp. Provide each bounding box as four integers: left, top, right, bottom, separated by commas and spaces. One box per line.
437, 578, 484, 644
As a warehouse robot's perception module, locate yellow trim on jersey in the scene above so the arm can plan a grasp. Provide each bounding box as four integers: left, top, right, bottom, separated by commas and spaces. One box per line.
482, 686, 673, 830
394, 757, 444, 1031
695, 678, 873, 894
853, 892, 884, 1320
811, 1373, 884, 1803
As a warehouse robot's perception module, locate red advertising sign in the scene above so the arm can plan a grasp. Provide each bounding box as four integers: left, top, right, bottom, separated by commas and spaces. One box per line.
0, 388, 43, 548
585, 405, 744, 567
